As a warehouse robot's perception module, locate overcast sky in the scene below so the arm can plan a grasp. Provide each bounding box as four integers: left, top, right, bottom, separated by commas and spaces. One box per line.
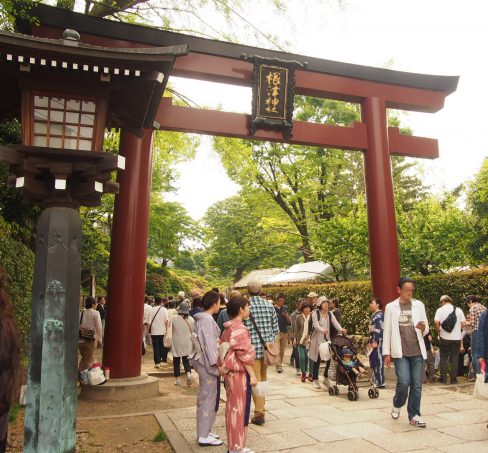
165, 0, 488, 219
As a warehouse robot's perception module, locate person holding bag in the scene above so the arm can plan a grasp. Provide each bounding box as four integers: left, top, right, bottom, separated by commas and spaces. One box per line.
148, 296, 169, 368
78, 296, 102, 375
243, 281, 279, 426
170, 301, 194, 386
219, 296, 257, 453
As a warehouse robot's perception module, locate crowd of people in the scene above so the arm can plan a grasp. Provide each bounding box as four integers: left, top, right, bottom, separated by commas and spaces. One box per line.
1, 262, 487, 453
133, 277, 488, 451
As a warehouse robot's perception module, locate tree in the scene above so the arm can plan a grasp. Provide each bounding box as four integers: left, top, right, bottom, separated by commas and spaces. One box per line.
397, 194, 474, 275
203, 193, 299, 282
214, 96, 427, 262
148, 196, 200, 267
313, 196, 369, 281
466, 157, 488, 264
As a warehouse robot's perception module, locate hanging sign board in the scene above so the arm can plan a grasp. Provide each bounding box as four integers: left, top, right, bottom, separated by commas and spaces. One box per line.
241, 54, 307, 139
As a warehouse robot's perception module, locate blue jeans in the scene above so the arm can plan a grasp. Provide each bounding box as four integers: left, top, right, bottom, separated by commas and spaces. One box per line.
393, 355, 424, 419
471, 330, 481, 375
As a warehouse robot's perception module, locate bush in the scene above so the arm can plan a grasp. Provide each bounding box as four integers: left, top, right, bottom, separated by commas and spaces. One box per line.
145, 261, 190, 296
0, 217, 34, 347
264, 268, 488, 337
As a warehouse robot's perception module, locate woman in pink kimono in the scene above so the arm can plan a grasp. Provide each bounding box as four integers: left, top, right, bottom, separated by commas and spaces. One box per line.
220, 296, 257, 453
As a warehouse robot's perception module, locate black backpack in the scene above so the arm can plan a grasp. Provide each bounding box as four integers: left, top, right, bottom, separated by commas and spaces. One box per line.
441, 305, 457, 333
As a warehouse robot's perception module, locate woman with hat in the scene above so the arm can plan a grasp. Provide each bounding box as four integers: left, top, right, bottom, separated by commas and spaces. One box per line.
170, 301, 195, 386
295, 301, 313, 382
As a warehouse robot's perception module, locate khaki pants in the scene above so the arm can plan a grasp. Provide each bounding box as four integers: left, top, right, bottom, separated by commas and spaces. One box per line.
78, 340, 96, 372
276, 332, 288, 369
252, 358, 268, 416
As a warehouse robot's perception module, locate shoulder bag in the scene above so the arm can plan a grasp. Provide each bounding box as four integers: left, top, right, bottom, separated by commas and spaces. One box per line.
148, 306, 162, 335
79, 310, 95, 341
250, 313, 279, 365
163, 317, 173, 348
441, 305, 457, 333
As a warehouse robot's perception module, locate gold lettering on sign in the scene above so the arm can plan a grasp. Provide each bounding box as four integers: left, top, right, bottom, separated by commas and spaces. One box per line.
265, 70, 281, 113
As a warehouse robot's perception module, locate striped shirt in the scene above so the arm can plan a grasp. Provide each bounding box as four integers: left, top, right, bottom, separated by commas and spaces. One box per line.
468, 303, 487, 331
244, 296, 279, 359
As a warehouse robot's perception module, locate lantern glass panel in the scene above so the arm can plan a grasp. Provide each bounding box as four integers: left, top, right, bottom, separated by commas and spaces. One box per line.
33, 136, 47, 147
82, 101, 96, 113
79, 140, 92, 151
50, 110, 64, 122
34, 96, 48, 108
65, 125, 78, 137
51, 98, 65, 110
34, 122, 47, 134
66, 112, 80, 124
34, 109, 48, 121
50, 137, 63, 148
66, 99, 80, 111
80, 127, 93, 139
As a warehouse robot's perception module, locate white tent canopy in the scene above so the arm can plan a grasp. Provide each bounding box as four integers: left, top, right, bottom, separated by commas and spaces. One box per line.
233, 268, 284, 289
267, 261, 334, 285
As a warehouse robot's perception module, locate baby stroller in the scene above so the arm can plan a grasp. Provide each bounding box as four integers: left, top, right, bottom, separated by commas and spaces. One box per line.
327, 334, 379, 401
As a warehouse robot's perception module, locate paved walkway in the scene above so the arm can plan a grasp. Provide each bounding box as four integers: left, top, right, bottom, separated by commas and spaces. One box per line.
161, 362, 488, 453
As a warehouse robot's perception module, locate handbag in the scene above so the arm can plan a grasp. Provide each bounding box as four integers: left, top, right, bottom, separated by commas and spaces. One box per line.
473, 373, 488, 400
79, 310, 95, 341
250, 314, 279, 366
148, 307, 162, 335
163, 319, 173, 348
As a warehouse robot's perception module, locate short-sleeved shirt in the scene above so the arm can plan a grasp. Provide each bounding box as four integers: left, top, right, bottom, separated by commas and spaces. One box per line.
469, 303, 487, 331
148, 305, 169, 335
275, 305, 290, 333
434, 303, 466, 341
399, 301, 421, 357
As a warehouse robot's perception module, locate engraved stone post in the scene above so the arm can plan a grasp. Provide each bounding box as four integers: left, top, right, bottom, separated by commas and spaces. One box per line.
24, 207, 81, 453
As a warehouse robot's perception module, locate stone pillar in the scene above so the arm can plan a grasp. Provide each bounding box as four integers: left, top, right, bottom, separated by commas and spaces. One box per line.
362, 97, 400, 305
24, 206, 81, 453
103, 130, 153, 378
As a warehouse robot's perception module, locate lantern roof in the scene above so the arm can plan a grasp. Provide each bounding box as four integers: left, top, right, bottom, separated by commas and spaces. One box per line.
0, 29, 189, 132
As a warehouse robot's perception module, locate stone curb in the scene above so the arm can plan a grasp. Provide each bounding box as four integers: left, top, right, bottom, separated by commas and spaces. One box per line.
154, 411, 192, 453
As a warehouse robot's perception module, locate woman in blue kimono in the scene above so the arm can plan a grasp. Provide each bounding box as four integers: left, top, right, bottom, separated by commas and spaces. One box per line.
368, 297, 385, 388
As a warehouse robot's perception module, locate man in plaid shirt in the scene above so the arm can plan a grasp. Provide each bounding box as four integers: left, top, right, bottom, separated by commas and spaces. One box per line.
466, 295, 487, 377
244, 281, 279, 425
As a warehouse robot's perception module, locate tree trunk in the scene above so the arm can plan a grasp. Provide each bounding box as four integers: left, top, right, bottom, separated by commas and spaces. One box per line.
233, 266, 245, 283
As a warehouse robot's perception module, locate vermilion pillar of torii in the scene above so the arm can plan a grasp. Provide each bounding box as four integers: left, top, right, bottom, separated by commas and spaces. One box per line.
27, 3, 458, 378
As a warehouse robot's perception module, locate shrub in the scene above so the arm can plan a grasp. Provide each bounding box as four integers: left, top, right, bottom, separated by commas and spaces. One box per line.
264, 268, 488, 337
0, 217, 34, 347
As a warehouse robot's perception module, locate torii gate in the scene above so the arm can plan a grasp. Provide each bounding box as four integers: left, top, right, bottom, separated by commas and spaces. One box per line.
24, 4, 458, 379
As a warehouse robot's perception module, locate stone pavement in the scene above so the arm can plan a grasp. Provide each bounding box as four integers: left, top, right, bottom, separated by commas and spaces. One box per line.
160, 362, 488, 453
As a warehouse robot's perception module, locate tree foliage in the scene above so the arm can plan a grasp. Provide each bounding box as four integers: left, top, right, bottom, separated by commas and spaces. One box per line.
148, 196, 200, 267
467, 157, 488, 263
203, 192, 300, 282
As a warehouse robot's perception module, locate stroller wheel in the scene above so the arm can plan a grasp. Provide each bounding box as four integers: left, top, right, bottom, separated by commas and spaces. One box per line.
328, 387, 334, 396
354, 391, 359, 400
347, 390, 355, 401
368, 388, 376, 399
374, 388, 379, 398
334, 386, 339, 395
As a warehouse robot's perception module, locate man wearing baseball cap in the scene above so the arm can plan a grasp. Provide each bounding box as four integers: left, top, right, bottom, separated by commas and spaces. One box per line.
434, 295, 466, 384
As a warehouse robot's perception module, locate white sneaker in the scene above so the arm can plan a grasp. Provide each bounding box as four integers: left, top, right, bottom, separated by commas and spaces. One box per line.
391, 406, 401, 420
409, 415, 426, 428
313, 380, 321, 389
209, 433, 220, 439
174, 378, 180, 386
322, 377, 330, 387
186, 372, 192, 387
198, 436, 223, 446
296, 370, 301, 376
155, 363, 160, 369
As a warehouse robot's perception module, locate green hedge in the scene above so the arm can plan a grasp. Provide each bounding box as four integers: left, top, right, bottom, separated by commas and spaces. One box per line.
0, 218, 34, 347
264, 268, 488, 338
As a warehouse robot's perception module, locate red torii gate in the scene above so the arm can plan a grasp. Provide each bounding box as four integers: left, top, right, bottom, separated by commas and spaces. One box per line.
24, 4, 458, 379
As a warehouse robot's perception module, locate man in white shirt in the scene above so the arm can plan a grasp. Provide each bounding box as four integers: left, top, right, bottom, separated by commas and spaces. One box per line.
383, 277, 429, 428
143, 296, 153, 347
148, 296, 169, 368
434, 295, 466, 385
